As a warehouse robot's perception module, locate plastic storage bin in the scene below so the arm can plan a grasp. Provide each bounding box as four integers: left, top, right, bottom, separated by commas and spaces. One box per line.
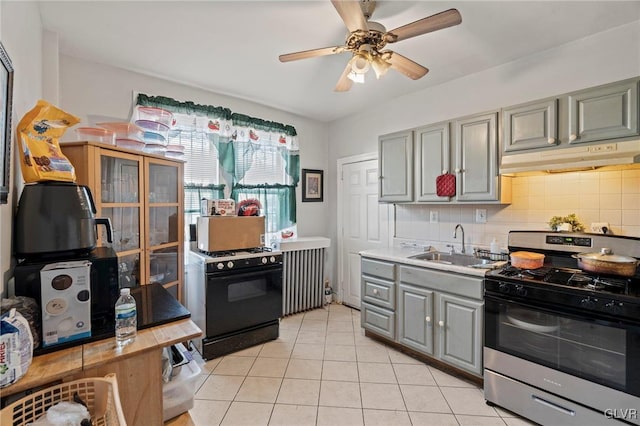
0, 374, 126, 426
162, 345, 201, 422
75, 127, 116, 145
97, 122, 144, 142
134, 106, 174, 127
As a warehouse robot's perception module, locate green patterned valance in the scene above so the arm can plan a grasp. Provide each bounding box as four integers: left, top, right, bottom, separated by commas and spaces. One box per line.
136, 93, 232, 120
231, 113, 297, 137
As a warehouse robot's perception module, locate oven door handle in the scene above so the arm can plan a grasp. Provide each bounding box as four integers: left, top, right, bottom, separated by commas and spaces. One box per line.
531, 395, 576, 417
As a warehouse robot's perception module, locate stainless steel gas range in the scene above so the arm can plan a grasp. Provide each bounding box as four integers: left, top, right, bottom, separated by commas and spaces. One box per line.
484, 231, 640, 425
186, 246, 283, 360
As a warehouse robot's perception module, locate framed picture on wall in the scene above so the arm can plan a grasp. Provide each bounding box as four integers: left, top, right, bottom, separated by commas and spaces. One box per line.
302, 169, 323, 202
0, 42, 13, 205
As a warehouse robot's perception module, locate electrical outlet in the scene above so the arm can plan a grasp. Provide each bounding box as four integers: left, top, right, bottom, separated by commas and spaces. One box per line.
590, 222, 610, 234
475, 209, 487, 223
430, 210, 439, 223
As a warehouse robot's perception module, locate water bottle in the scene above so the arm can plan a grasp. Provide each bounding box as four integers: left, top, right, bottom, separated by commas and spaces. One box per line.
115, 288, 137, 346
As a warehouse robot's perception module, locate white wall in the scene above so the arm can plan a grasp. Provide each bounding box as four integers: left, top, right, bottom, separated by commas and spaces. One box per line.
327, 21, 640, 290
0, 1, 43, 296
57, 54, 330, 239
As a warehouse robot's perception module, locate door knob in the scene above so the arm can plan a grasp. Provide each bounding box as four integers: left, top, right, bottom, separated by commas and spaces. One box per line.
438, 320, 445, 327
425, 316, 431, 323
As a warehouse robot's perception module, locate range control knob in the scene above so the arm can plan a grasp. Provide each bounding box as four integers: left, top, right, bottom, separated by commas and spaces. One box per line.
270, 256, 276, 263
580, 297, 598, 309
515, 285, 527, 297
227, 261, 234, 269
261, 257, 268, 264
604, 301, 623, 315
216, 262, 225, 270
499, 283, 510, 294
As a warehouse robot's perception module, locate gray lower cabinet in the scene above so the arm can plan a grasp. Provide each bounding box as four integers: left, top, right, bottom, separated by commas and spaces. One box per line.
398, 283, 434, 355
362, 302, 395, 340
361, 256, 484, 377
361, 258, 396, 340
437, 293, 483, 375
568, 79, 639, 144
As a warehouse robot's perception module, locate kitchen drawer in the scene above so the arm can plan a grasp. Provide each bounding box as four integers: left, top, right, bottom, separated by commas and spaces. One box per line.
399, 265, 483, 300
361, 302, 395, 340
362, 258, 395, 281
362, 275, 395, 310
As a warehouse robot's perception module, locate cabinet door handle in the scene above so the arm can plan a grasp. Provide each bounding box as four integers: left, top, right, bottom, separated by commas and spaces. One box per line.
547, 137, 556, 144
569, 134, 578, 141
438, 320, 445, 327
425, 316, 431, 323
454, 168, 461, 173
442, 169, 448, 175
373, 289, 379, 295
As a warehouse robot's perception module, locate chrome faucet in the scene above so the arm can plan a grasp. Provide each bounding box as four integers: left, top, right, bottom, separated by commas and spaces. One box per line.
453, 224, 466, 254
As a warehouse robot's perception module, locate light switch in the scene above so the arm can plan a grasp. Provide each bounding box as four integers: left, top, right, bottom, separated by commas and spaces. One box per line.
475, 209, 487, 223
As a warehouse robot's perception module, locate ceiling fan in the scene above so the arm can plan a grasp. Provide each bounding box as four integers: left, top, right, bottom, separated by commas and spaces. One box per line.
279, 0, 462, 92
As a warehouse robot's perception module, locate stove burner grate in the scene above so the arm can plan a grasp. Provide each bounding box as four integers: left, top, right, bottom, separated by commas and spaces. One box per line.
200, 246, 273, 257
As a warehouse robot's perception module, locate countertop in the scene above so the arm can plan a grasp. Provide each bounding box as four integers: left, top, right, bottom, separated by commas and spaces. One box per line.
33, 282, 191, 356
360, 247, 505, 278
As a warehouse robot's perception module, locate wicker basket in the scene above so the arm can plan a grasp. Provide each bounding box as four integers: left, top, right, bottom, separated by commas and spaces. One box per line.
0, 374, 126, 426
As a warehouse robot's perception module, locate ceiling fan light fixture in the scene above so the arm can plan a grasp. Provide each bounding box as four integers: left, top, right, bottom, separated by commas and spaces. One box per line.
347, 70, 366, 84
371, 56, 391, 79
350, 54, 370, 74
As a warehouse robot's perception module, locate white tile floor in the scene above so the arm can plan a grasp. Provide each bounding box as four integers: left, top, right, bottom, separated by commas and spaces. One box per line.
166, 304, 536, 426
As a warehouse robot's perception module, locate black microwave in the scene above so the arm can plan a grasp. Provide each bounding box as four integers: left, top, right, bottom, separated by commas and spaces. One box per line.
13, 247, 120, 352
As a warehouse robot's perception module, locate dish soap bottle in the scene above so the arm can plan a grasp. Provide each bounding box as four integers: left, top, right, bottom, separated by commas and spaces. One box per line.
490, 238, 500, 254
115, 288, 137, 347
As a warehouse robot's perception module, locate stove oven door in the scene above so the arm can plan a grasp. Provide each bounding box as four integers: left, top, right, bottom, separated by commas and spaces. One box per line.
485, 294, 640, 399
205, 264, 283, 337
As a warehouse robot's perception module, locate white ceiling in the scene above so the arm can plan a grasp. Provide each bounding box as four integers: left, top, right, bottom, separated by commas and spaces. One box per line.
38, 1, 640, 123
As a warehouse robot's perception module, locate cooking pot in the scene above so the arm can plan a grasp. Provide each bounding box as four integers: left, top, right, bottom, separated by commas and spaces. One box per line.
571, 248, 639, 277
15, 182, 112, 257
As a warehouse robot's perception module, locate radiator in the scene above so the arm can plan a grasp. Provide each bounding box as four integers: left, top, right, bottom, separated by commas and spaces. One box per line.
282, 247, 326, 316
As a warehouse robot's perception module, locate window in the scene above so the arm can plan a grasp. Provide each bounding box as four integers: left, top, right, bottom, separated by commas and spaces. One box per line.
134, 94, 299, 241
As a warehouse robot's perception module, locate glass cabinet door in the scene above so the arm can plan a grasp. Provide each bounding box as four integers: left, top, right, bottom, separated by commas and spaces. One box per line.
146, 160, 181, 296
100, 153, 144, 288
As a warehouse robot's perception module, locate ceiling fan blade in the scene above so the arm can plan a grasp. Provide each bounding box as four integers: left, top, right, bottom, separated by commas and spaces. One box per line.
387, 52, 429, 80
331, 0, 369, 32
386, 8, 462, 43
334, 62, 354, 92
279, 45, 347, 62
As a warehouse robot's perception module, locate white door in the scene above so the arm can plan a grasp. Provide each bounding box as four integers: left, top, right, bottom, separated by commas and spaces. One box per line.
339, 158, 391, 309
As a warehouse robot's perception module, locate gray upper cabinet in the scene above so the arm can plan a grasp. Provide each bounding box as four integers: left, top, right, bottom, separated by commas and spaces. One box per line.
379, 130, 413, 202
398, 283, 434, 355
568, 79, 639, 144
415, 122, 451, 202
503, 98, 558, 152
453, 112, 499, 201
437, 293, 483, 375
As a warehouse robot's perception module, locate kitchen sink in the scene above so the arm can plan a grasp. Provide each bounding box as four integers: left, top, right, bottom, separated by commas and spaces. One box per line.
408, 251, 498, 268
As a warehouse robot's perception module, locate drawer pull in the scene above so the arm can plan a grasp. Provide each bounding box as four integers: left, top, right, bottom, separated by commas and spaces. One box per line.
531, 395, 575, 416
547, 137, 556, 144
438, 320, 445, 327
425, 316, 431, 323
569, 134, 578, 142
373, 289, 379, 295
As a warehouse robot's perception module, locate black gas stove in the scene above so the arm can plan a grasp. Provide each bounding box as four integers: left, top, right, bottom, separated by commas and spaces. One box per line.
485, 231, 640, 320
484, 231, 640, 425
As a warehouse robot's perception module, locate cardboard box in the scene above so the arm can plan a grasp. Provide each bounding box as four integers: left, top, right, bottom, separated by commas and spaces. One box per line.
197, 216, 265, 252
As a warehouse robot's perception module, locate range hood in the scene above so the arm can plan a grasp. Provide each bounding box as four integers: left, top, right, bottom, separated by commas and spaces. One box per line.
500, 140, 640, 174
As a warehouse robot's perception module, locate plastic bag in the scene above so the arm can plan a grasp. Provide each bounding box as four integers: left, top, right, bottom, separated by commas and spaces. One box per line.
0, 308, 34, 388
16, 99, 80, 183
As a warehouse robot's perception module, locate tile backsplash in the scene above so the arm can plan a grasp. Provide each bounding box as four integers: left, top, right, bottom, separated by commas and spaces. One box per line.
395, 168, 640, 252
